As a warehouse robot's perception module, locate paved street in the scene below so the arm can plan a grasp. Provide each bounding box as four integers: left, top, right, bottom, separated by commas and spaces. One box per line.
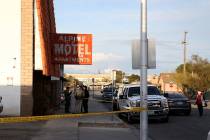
147, 107, 210, 140
97, 91, 210, 140
0, 122, 46, 140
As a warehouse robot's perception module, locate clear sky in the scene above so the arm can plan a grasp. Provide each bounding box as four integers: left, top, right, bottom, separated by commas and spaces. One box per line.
54, 0, 210, 75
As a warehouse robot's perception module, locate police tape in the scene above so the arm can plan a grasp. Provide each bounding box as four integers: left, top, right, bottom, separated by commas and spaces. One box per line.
0, 107, 146, 124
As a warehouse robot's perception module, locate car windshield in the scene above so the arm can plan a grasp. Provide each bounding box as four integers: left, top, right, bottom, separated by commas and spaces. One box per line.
103, 88, 114, 92
128, 86, 160, 97
167, 93, 186, 98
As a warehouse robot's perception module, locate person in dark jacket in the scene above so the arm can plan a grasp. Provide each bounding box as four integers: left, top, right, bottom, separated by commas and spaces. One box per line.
195, 91, 206, 116
64, 87, 71, 113
81, 86, 89, 113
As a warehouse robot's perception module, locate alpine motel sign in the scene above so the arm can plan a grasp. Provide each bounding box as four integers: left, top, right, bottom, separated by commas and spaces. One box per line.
51, 33, 92, 65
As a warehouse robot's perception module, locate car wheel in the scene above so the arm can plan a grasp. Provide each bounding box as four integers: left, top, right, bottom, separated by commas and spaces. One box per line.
113, 103, 119, 111
118, 112, 123, 118
116, 103, 119, 111
112, 103, 117, 111
127, 112, 134, 123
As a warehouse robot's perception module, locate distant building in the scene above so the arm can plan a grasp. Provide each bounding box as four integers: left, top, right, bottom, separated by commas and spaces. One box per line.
148, 74, 159, 85
158, 73, 182, 93
65, 73, 112, 89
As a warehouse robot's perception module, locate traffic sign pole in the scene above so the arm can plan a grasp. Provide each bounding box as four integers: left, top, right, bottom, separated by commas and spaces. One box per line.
140, 0, 148, 140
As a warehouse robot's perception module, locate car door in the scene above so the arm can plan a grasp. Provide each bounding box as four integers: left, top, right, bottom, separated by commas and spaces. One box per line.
119, 87, 128, 111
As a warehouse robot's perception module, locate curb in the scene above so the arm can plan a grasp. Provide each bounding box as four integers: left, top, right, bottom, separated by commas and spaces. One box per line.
78, 122, 128, 128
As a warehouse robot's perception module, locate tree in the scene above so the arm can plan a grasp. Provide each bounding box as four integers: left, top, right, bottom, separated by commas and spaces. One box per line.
115, 70, 124, 83
102, 77, 110, 82
174, 55, 210, 97
114, 70, 140, 84
128, 74, 140, 83
64, 74, 79, 87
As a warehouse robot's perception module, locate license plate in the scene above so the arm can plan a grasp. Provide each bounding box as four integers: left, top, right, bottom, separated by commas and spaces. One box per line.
148, 111, 155, 115
177, 102, 183, 105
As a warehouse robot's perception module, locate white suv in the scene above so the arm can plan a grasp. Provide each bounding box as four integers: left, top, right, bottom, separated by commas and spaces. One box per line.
118, 84, 169, 123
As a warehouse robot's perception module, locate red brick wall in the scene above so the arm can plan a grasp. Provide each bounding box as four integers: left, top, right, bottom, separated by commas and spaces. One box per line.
36, 0, 60, 77
21, 0, 34, 116
32, 0, 62, 115
20, 0, 62, 116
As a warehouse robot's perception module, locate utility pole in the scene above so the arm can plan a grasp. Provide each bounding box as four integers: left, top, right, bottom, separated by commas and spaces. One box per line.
140, 0, 148, 140
182, 31, 188, 74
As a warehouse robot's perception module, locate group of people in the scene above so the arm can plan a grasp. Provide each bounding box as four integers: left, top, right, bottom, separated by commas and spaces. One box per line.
64, 85, 89, 114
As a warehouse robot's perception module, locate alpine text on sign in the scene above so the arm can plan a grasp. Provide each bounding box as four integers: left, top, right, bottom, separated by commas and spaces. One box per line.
51, 33, 92, 65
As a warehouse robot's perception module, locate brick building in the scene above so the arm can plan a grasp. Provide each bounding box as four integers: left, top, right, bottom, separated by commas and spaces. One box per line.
158, 73, 182, 93
0, 0, 63, 116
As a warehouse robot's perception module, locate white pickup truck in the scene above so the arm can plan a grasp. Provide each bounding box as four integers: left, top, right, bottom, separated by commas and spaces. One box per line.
118, 84, 169, 123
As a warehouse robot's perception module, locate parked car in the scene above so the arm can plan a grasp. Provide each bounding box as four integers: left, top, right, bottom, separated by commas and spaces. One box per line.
0, 96, 3, 113
101, 87, 116, 101
118, 84, 169, 123
164, 92, 191, 116
113, 86, 124, 111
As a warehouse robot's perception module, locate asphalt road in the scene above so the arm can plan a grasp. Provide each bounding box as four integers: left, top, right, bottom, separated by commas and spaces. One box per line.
148, 108, 210, 140
96, 91, 210, 140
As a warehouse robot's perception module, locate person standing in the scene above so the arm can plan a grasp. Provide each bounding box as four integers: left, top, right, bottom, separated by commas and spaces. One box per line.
195, 91, 206, 116
74, 85, 85, 113
70, 86, 76, 114
64, 87, 71, 113
82, 86, 89, 113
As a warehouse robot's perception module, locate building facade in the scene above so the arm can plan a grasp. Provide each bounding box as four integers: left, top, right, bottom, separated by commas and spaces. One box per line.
158, 73, 182, 93
0, 0, 63, 116
66, 73, 111, 86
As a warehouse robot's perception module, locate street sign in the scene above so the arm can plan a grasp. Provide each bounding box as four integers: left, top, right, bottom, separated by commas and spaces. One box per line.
132, 39, 156, 69
50, 33, 92, 65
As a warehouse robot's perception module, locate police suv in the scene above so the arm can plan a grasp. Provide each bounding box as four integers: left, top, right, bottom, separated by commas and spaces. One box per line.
118, 84, 169, 123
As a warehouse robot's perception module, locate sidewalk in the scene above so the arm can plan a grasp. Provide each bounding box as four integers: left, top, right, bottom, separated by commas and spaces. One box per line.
31, 92, 140, 140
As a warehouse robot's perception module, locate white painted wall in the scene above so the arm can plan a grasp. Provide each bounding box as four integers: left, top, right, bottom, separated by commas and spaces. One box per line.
0, 0, 21, 115
35, 1, 43, 70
